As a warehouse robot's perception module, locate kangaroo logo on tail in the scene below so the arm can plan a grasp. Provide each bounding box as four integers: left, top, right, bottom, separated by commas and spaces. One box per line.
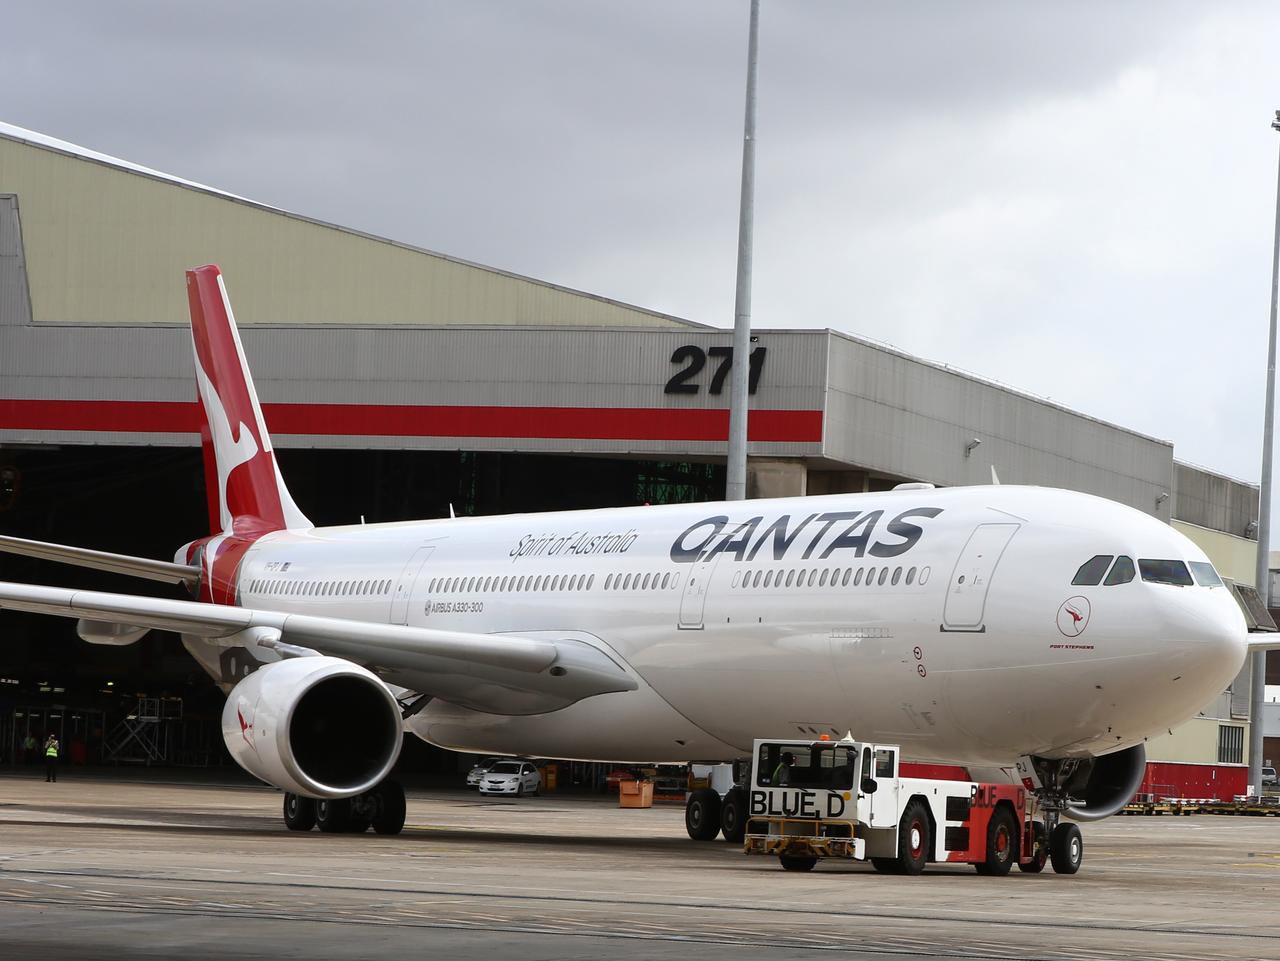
186, 266, 311, 535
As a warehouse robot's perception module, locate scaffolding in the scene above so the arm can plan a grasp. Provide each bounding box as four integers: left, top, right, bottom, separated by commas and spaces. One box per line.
103, 696, 183, 765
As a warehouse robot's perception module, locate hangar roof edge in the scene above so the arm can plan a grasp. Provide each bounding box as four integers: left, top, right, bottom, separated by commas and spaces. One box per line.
0, 120, 709, 331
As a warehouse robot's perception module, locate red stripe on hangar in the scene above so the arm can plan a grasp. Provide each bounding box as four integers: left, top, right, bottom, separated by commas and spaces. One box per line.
0, 399, 823, 443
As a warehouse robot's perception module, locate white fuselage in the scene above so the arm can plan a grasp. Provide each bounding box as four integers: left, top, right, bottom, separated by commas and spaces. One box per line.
182, 485, 1248, 767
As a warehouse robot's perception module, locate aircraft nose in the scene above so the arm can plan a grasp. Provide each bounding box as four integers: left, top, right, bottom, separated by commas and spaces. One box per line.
1176, 591, 1249, 680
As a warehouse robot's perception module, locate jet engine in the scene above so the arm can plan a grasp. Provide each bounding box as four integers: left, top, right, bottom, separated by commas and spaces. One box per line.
222, 656, 402, 799
1061, 743, 1147, 822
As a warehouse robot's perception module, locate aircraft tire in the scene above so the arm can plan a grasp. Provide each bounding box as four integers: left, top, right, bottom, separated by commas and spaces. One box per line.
372, 780, 407, 835
315, 798, 352, 834
720, 787, 747, 843
685, 788, 722, 841
1019, 821, 1048, 873
895, 799, 931, 875
1050, 822, 1083, 875
283, 793, 316, 832
974, 805, 1018, 876
779, 854, 817, 872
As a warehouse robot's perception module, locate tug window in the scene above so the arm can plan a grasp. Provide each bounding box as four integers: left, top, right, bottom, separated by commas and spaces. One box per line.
1103, 556, 1135, 586
1139, 559, 1194, 586
1190, 561, 1222, 587
754, 742, 856, 791
1072, 555, 1113, 586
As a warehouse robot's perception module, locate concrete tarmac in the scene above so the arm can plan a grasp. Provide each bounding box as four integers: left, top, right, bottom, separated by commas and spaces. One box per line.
0, 773, 1277, 960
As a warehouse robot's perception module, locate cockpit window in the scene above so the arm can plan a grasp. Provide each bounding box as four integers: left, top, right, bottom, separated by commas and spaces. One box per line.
1072, 555, 1113, 586
1189, 561, 1222, 587
1138, 559, 1194, 586
1103, 555, 1135, 586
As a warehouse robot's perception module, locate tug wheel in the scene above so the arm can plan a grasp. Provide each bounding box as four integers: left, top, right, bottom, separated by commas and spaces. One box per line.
685, 788, 722, 841
974, 805, 1018, 876
779, 854, 817, 872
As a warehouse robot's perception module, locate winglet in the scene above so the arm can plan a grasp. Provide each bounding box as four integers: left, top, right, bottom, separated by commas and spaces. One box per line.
185, 266, 311, 534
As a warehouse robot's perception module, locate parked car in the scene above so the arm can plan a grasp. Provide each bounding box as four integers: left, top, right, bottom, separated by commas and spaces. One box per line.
465, 756, 505, 789
1263, 766, 1278, 788
478, 760, 541, 797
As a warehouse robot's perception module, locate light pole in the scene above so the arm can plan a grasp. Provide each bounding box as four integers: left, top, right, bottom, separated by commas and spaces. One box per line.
725, 0, 760, 501
1250, 109, 1280, 795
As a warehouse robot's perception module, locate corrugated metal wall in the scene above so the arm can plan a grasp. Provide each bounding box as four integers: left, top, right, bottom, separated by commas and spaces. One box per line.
0, 135, 691, 329
1172, 461, 1257, 539
823, 332, 1177, 518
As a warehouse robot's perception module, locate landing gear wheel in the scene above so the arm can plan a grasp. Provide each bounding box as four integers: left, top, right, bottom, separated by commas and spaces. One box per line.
975, 806, 1019, 876
283, 793, 316, 832
372, 780, 406, 836
720, 787, 747, 843
1019, 821, 1048, 873
685, 788, 722, 841
895, 800, 930, 875
779, 854, 817, 872
315, 798, 352, 834
1050, 822, 1083, 875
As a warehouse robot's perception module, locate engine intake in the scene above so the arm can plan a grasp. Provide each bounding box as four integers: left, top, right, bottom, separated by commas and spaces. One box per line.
1063, 743, 1146, 822
222, 657, 402, 799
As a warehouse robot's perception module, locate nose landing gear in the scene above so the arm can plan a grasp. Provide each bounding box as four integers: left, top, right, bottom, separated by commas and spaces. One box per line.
1022, 756, 1087, 875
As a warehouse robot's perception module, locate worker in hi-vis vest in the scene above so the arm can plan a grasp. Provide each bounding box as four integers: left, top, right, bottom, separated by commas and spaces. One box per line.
44, 733, 59, 783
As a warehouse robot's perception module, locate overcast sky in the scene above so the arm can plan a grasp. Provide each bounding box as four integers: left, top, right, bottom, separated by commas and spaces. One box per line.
5, 1, 1280, 519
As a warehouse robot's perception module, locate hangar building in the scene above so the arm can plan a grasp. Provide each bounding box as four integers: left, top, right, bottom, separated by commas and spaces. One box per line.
0, 121, 1271, 787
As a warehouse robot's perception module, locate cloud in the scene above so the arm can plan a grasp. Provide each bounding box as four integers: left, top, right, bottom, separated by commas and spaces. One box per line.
3, 0, 1279, 506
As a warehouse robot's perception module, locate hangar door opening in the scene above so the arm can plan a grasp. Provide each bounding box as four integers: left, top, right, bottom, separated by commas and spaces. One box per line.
942, 523, 1019, 631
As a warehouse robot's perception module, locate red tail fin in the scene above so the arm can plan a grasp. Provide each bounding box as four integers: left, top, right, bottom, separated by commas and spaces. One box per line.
185, 265, 311, 535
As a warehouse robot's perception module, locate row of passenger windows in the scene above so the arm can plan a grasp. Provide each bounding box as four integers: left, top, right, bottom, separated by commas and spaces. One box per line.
1071, 555, 1222, 588
732, 564, 931, 590
430, 572, 684, 593
249, 577, 392, 597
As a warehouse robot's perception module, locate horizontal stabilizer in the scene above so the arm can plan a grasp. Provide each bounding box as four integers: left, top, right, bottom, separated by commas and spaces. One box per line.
0, 534, 198, 585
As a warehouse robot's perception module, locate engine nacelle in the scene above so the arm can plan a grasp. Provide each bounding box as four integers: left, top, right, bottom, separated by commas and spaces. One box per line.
222, 656, 402, 799
1063, 743, 1147, 822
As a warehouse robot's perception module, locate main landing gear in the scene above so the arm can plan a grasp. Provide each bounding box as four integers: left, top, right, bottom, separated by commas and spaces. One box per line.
283, 779, 406, 836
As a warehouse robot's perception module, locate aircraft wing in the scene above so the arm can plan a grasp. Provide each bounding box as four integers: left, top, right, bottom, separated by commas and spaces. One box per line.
0, 581, 637, 715
0, 534, 199, 585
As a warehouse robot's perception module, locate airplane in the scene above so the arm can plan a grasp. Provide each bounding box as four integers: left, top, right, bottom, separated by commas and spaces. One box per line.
0, 265, 1266, 863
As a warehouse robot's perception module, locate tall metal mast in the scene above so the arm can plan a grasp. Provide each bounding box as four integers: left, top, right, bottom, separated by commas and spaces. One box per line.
1249, 110, 1280, 795
725, 0, 761, 501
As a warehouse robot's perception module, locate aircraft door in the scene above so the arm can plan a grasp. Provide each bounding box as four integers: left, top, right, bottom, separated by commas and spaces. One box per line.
942, 523, 1019, 631
390, 546, 435, 625
678, 552, 724, 630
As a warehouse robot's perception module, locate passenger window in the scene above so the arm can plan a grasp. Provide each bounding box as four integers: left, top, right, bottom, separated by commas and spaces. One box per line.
842, 569, 851, 587
1104, 556, 1135, 586
764, 571, 773, 588
906, 567, 916, 585
819, 569, 828, 587
1072, 555, 1113, 586
878, 568, 889, 586
785, 570, 794, 587
1189, 561, 1222, 587
807, 570, 818, 587
891, 567, 902, 585
853, 568, 863, 586
1139, 559, 1193, 586
642, 574, 651, 590
623, 574, 632, 590
919, 567, 930, 586
866, 567, 876, 585
662, 573, 671, 589
605, 574, 613, 590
